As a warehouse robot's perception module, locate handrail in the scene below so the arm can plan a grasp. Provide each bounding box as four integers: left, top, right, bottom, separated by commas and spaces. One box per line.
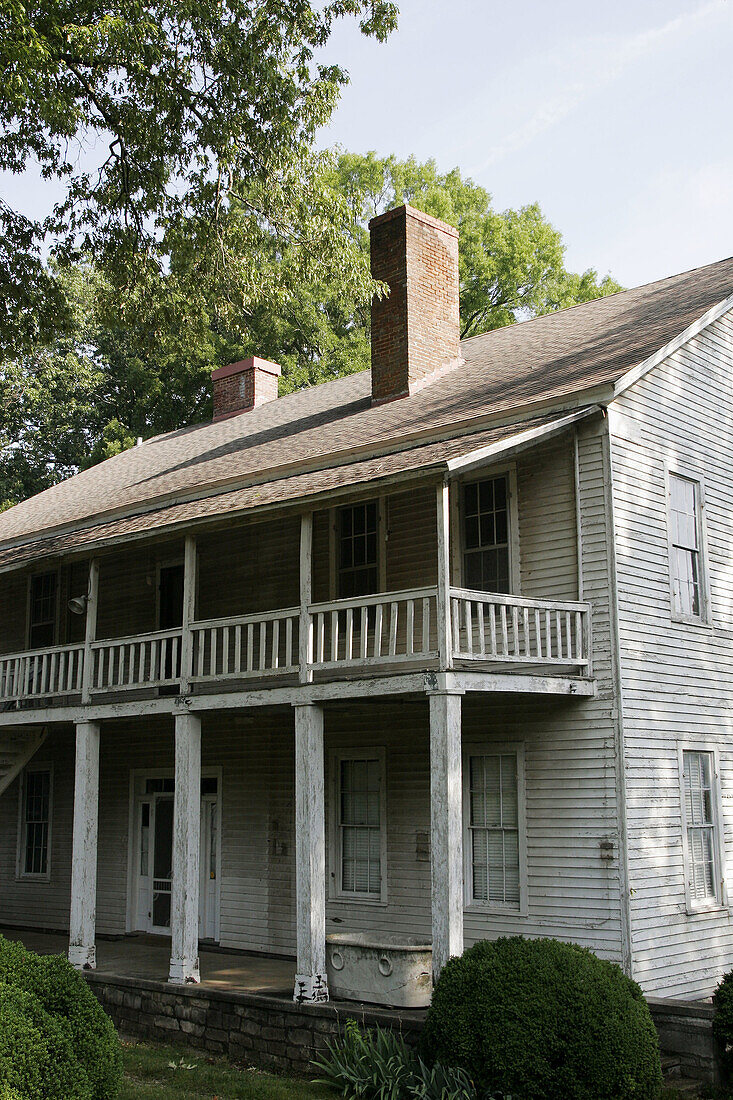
450, 586, 590, 614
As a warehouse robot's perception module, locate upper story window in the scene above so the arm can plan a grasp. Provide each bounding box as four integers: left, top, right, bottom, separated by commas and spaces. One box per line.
334, 752, 385, 900
668, 473, 706, 621
462, 476, 510, 593
19, 768, 51, 877
465, 749, 523, 909
338, 501, 379, 599
681, 749, 722, 908
28, 572, 57, 649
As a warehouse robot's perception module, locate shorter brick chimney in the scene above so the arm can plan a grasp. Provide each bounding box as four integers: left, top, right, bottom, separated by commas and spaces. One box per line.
370, 205, 460, 404
211, 357, 281, 421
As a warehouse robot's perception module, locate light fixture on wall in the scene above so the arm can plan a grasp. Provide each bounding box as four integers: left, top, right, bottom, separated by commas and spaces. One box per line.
68, 595, 88, 615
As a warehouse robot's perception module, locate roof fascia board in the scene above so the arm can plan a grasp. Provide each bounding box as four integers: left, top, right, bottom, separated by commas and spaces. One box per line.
613, 293, 733, 400
445, 407, 601, 475
0, 384, 615, 555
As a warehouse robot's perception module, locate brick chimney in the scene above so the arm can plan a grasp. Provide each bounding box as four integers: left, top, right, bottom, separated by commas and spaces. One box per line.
211, 357, 281, 421
369, 204, 460, 404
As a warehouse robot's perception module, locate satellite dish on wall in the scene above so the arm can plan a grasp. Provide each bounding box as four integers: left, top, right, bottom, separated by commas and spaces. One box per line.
68, 596, 88, 615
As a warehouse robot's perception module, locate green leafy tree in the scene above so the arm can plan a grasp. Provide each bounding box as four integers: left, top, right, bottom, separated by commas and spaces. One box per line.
0, 0, 398, 359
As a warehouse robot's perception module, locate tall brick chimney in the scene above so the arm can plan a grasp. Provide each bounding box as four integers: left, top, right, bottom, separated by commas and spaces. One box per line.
369, 204, 460, 404
211, 357, 281, 421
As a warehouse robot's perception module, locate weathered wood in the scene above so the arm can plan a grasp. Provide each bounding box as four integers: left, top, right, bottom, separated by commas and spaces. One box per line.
179, 536, 197, 694
429, 691, 463, 980
299, 513, 314, 684
169, 713, 202, 984
293, 703, 328, 1003
436, 483, 453, 670
68, 720, 100, 970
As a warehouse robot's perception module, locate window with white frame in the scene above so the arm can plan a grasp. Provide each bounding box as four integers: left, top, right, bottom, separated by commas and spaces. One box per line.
20, 768, 51, 876
28, 572, 57, 649
462, 476, 510, 593
466, 751, 521, 908
335, 755, 384, 898
669, 474, 705, 620
337, 500, 379, 599
682, 750, 721, 906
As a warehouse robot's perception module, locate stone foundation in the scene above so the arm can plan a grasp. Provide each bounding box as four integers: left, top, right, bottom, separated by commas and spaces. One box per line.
647, 997, 721, 1085
85, 973, 425, 1076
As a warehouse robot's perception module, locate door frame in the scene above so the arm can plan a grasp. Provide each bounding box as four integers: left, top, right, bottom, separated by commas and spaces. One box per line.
125, 766, 223, 938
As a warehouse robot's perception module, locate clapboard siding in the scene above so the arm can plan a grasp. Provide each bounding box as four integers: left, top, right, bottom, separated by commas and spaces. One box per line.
197, 517, 300, 619
0, 725, 74, 930
610, 310, 733, 998
517, 438, 578, 601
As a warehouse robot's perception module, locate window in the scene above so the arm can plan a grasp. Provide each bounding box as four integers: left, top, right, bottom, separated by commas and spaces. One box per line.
335, 754, 384, 899
681, 750, 722, 908
669, 473, 705, 620
28, 572, 57, 649
338, 501, 379, 599
465, 750, 523, 909
462, 476, 510, 593
20, 769, 51, 877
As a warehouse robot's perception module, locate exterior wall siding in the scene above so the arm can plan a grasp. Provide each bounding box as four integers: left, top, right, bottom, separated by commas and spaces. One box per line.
610, 310, 733, 998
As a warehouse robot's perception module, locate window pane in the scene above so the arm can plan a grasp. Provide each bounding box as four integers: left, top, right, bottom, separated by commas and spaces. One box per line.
339, 756, 382, 895
683, 751, 717, 903
469, 753, 520, 908
23, 770, 50, 875
669, 476, 703, 617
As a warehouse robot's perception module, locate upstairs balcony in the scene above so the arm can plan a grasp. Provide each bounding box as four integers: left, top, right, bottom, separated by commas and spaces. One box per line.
0, 584, 592, 708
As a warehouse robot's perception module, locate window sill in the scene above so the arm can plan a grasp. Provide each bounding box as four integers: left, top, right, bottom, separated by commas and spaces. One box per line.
16, 872, 52, 884
671, 613, 712, 630
465, 901, 525, 916
328, 894, 388, 908
685, 902, 727, 917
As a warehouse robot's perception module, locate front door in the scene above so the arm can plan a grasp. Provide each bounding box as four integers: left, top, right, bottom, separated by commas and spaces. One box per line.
133, 775, 219, 940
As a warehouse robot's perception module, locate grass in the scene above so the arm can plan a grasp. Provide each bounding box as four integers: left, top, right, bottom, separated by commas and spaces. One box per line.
120, 1038, 334, 1100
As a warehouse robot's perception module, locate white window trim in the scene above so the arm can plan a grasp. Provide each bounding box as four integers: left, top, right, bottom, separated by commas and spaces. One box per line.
665, 464, 712, 627
678, 744, 726, 915
329, 746, 388, 906
453, 465, 521, 594
25, 568, 61, 650
329, 497, 387, 601
462, 742, 527, 916
16, 763, 54, 882
125, 765, 223, 933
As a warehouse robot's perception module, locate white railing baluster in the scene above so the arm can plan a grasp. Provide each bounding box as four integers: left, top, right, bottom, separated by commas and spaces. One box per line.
247, 623, 254, 672
464, 600, 473, 657
489, 603, 497, 655
555, 611, 562, 659
545, 610, 552, 659
374, 604, 383, 658
346, 608, 353, 661
575, 611, 582, 663
222, 626, 230, 675
258, 621, 266, 671
331, 610, 339, 663
272, 619, 280, 669
477, 603, 485, 656
235, 624, 242, 674
500, 605, 509, 656
523, 607, 531, 658
512, 606, 520, 658
565, 611, 572, 661
388, 603, 398, 656
406, 599, 415, 656
360, 607, 368, 659
285, 617, 293, 668
535, 609, 542, 659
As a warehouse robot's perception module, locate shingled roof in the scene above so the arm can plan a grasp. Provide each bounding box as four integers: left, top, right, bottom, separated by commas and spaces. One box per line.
1, 253, 732, 569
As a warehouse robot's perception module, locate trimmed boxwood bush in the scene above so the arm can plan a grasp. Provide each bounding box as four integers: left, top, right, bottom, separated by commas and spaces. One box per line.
0, 984, 91, 1100
421, 936, 662, 1100
713, 969, 733, 1078
0, 936, 122, 1100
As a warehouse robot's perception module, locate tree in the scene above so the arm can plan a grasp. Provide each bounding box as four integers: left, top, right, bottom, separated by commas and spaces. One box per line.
0, 0, 398, 359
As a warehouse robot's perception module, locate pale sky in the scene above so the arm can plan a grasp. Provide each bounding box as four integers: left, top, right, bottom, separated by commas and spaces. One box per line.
3, 0, 732, 291
318, 0, 733, 287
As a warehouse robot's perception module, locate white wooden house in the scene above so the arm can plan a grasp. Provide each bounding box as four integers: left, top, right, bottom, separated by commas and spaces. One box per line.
0, 205, 731, 1002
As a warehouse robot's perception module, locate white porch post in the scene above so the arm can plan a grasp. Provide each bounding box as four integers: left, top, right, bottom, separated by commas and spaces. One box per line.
429, 690, 463, 981
293, 702, 328, 1003
179, 536, 197, 695
436, 482, 454, 670
80, 558, 99, 705
68, 720, 100, 969
299, 513, 314, 684
169, 712, 201, 984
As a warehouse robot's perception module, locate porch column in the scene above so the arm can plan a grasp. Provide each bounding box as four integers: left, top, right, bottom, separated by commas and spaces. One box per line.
168, 712, 201, 984
436, 481, 453, 670
429, 690, 463, 981
68, 720, 100, 970
293, 703, 328, 1003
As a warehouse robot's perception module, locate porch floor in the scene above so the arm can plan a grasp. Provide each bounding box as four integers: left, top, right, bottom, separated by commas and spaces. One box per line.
0, 927, 295, 994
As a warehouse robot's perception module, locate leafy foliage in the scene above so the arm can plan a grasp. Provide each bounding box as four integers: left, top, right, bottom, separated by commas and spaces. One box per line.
0, 0, 398, 359
421, 937, 662, 1100
313, 1018, 484, 1099
713, 970, 733, 1079
0, 935, 122, 1099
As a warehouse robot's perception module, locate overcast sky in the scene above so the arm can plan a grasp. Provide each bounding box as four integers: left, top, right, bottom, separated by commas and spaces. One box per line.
319, 0, 733, 288
3, 0, 731, 291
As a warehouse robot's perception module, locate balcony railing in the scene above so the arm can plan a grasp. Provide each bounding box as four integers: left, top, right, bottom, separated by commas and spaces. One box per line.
0, 588, 592, 706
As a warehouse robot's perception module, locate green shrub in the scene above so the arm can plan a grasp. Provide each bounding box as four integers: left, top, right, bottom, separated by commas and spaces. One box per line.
421, 936, 662, 1100
0, 936, 122, 1100
713, 970, 733, 1079
0, 983, 92, 1099
313, 1019, 484, 1099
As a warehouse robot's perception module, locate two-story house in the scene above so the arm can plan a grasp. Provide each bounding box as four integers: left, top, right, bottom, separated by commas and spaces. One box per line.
0, 205, 731, 1008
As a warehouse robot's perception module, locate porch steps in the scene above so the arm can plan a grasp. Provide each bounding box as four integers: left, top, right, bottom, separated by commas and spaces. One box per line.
662, 1054, 703, 1096
0, 727, 47, 797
